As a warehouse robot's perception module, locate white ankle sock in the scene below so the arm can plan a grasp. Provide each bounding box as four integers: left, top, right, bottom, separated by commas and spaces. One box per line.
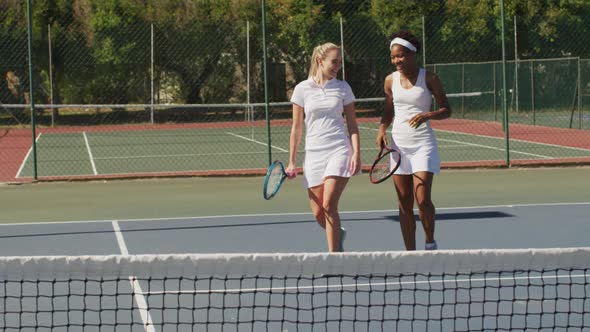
339, 227, 347, 252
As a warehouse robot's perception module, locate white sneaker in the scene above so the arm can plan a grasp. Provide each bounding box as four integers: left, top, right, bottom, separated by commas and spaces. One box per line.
425, 240, 438, 250
339, 227, 347, 252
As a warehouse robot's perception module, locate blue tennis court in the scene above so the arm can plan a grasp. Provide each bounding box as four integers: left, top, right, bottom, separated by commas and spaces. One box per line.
1, 203, 589, 331
1, 203, 589, 256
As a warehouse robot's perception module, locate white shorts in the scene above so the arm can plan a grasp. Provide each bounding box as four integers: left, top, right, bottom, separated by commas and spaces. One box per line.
303, 145, 354, 188
392, 142, 440, 175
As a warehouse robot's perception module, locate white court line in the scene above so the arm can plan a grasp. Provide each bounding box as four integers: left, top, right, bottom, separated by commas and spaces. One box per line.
2, 202, 589, 226
141, 272, 590, 296
437, 137, 553, 159
226, 132, 288, 152
358, 125, 382, 132
437, 144, 474, 148
94, 151, 271, 160
112, 220, 155, 332
83, 132, 98, 175
435, 128, 590, 153
15, 133, 42, 178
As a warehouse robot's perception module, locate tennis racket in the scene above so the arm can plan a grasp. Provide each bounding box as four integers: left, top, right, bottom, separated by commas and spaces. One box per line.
263, 160, 289, 200
369, 146, 401, 184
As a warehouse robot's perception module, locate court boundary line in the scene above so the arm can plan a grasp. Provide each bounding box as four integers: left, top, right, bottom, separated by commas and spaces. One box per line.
16, 167, 270, 180
437, 137, 553, 159
435, 128, 590, 153
226, 131, 288, 152
359, 124, 590, 155
93, 151, 272, 160
359, 125, 554, 159
112, 220, 155, 332
1, 202, 588, 226
83, 132, 98, 175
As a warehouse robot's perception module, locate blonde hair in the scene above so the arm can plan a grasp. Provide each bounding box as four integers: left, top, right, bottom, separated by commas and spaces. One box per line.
308, 42, 340, 79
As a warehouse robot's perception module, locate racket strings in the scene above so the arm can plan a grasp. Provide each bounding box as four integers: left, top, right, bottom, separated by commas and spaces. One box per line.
369, 150, 400, 184
370, 157, 392, 181
265, 165, 283, 196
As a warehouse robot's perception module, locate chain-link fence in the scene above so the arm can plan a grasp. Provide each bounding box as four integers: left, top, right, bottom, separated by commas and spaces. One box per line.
1, 0, 589, 182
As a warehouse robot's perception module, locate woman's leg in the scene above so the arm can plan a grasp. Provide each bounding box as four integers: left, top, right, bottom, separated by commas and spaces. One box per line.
413, 171, 436, 245
393, 174, 417, 250
308, 176, 349, 252
307, 185, 325, 228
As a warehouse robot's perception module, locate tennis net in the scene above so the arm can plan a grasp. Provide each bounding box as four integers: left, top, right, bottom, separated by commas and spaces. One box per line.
1, 248, 589, 331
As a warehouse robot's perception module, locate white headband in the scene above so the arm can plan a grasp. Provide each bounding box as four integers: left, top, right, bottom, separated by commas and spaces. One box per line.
390, 37, 417, 52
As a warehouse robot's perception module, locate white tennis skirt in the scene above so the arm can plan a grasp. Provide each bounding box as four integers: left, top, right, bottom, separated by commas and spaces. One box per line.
303, 144, 355, 188
392, 141, 441, 175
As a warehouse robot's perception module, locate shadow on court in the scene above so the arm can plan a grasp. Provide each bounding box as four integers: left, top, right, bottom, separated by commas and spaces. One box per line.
0, 211, 514, 241
384, 211, 513, 222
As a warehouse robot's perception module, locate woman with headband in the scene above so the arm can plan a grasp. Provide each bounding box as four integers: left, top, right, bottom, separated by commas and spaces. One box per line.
376, 30, 451, 251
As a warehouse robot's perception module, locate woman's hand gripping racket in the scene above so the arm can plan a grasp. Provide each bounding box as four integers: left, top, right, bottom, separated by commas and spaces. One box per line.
263, 160, 292, 200
369, 146, 401, 184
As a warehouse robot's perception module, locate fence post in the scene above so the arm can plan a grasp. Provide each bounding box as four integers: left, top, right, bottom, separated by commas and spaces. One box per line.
579, 57, 582, 129
48, 24, 55, 127
340, 16, 345, 81
150, 23, 154, 124
530, 60, 535, 125
493, 62, 497, 121
500, 0, 510, 166
461, 63, 465, 117
514, 15, 519, 114
262, 0, 272, 166
422, 15, 426, 68
247, 20, 254, 139
27, 0, 38, 179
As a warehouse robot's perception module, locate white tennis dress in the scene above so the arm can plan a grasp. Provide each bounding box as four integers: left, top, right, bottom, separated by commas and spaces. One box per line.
391, 68, 440, 174
291, 78, 356, 188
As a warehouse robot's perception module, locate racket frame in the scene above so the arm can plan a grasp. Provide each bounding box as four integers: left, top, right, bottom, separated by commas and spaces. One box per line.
263, 160, 288, 200
369, 147, 401, 184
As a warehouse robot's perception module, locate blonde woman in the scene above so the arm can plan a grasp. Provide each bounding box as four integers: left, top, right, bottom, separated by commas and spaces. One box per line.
286, 43, 361, 252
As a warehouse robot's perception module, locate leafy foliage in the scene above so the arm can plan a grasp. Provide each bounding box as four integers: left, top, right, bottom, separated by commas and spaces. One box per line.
1, 0, 589, 106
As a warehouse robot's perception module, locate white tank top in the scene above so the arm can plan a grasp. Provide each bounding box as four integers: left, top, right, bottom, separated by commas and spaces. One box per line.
391, 68, 436, 146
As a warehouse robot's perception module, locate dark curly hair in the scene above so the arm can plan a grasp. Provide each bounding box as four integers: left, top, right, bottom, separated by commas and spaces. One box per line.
389, 30, 421, 53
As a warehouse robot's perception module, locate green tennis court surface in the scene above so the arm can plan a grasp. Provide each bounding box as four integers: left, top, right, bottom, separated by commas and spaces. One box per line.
15, 123, 590, 178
